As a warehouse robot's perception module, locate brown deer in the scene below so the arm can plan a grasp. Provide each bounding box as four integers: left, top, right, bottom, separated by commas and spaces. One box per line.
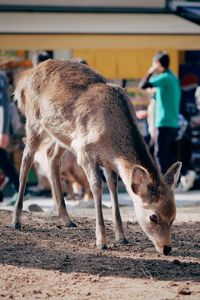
34, 138, 93, 201
13, 59, 181, 255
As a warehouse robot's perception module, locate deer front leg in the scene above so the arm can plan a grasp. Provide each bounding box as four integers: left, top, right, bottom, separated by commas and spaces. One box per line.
47, 143, 76, 227
104, 168, 128, 244
79, 155, 106, 249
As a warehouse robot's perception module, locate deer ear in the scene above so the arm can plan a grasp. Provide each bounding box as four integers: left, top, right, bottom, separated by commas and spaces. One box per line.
131, 165, 151, 195
164, 161, 182, 190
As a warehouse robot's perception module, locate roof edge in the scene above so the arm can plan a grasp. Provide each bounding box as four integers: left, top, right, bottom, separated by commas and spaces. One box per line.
0, 5, 170, 14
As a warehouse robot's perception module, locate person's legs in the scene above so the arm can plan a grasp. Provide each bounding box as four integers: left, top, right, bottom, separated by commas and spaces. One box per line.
178, 134, 192, 176
0, 175, 9, 190
154, 127, 177, 174
0, 148, 19, 192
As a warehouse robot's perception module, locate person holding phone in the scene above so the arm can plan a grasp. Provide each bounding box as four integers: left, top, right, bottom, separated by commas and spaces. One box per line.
139, 51, 181, 174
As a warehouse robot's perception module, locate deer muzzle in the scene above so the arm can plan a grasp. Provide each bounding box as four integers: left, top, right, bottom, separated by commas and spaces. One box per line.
163, 245, 172, 255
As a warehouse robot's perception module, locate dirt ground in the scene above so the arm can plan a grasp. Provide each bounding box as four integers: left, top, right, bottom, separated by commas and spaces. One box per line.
0, 206, 200, 300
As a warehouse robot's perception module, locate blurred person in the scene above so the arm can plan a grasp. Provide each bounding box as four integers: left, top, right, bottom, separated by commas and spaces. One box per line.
139, 51, 181, 174
146, 91, 157, 158
32, 51, 52, 66
135, 109, 150, 144
175, 85, 200, 191
75, 58, 88, 65
0, 68, 20, 201
37, 51, 51, 64
174, 114, 196, 192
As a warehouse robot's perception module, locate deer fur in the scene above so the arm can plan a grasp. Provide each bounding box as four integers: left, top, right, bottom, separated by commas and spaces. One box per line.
13, 59, 181, 255
34, 138, 93, 201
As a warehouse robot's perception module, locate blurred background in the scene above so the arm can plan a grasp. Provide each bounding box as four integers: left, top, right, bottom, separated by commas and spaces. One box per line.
0, 0, 200, 197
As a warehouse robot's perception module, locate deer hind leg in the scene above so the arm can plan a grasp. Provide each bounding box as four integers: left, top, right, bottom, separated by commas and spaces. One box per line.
78, 154, 106, 249
47, 142, 76, 227
65, 179, 76, 200
103, 168, 128, 244
12, 132, 42, 230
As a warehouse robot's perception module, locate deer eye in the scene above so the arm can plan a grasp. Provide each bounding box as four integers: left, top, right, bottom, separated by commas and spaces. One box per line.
149, 214, 158, 224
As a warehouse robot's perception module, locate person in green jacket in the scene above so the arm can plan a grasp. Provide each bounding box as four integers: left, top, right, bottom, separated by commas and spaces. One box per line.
139, 51, 181, 174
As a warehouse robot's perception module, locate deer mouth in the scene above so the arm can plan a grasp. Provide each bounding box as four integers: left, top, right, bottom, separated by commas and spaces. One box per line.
163, 245, 172, 255
154, 243, 172, 255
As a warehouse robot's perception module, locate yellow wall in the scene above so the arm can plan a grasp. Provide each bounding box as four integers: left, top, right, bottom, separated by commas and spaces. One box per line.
1, 34, 200, 50
73, 49, 179, 79
1, 33, 199, 79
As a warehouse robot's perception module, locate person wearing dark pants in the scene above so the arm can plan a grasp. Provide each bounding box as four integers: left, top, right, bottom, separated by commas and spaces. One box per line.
0, 68, 20, 200
154, 127, 177, 174
0, 148, 19, 191
139, 51, 181, 174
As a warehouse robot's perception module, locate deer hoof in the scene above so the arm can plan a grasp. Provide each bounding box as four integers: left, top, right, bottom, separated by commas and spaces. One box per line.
66, 221, 77, 228
12, 222, 21, 230
97, 244, 108, 250
116, 238, 129, 245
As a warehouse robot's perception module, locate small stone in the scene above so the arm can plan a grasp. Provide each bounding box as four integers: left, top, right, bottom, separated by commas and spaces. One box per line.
172, 259, 182, 265
178, 288, 191, 295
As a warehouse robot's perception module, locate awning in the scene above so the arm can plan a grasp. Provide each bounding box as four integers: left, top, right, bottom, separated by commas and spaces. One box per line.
0, 0, 167, 11
0, 12, 200, 34
0, 12, 200, 50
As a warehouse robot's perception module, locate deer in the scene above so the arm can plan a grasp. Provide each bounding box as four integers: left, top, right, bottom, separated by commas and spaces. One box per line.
13, 59, 181, 255
33, 138, 93, 201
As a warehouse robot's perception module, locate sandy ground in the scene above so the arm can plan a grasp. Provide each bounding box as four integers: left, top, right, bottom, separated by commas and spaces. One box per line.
0, 205, 200, 300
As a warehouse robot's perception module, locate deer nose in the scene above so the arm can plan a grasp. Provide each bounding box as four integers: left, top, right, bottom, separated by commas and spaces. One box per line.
163, 245, 172, 255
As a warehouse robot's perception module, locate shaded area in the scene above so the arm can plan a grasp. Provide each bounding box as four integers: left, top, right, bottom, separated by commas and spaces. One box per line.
0, 210, 199, 282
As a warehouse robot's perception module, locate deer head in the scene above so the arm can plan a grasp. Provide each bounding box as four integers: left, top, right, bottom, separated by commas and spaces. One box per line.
131, 161, 181, 255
